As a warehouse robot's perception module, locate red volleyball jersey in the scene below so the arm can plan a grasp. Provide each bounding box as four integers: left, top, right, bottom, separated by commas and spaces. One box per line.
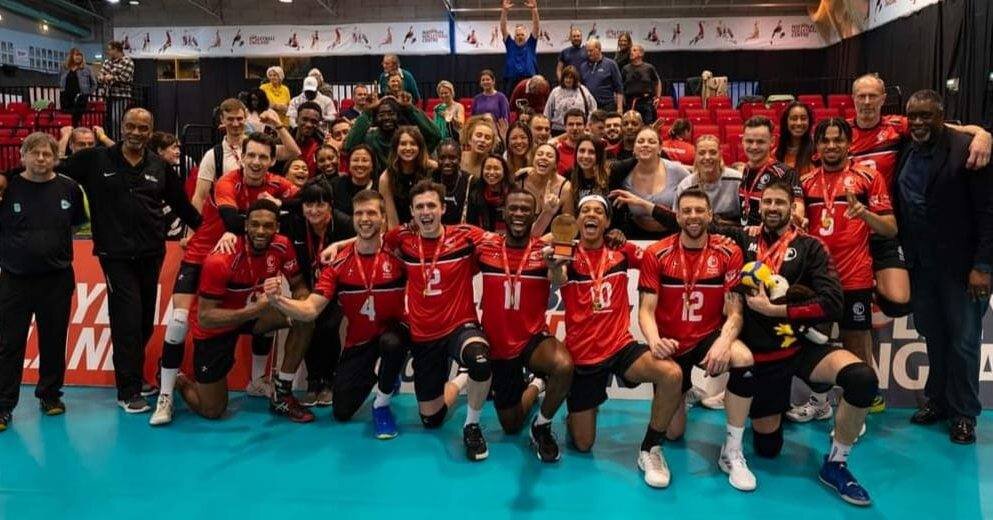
314, 244, 406, 348
476, 236, 551, 360
191, 235, 299, 340
639, 234, 743, 357
560, 242, 642, 366
801, 164, 891, 290
848, 115, 908, 188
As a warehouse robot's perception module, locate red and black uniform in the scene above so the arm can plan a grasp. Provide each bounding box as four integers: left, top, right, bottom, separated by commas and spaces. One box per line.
560, 242, 647, 413
555, 139, 577, 177
476, 236, 552, 410
190, 235, 299, 384
639, 234, 743, 393
314, 243, 407, 419
802, 163, 891, 330
726, 226, 844, 418
176, 170, 298, 295
661, 139, 696, 166
383, 223, 493, 402
739, 159, 803, 226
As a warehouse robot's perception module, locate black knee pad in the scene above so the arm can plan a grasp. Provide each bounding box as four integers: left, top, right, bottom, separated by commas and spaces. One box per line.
251, 335, 273, 356
875, 291, 912, 318
836, 363, 878, 408
726, 366, 756, 398
332, 403, 360, 423
752, 426, 783, 458
161, 341, 184, 369
420, 404, 448, 429
461, 342, 491, 382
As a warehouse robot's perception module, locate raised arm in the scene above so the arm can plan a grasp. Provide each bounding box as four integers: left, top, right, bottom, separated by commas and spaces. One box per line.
528, 0, 540, 38
500, 0, 511, 39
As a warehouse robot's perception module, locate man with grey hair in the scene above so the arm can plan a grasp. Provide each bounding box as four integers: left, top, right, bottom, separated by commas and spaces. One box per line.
621, 44, 661, 124
893, 89, 993, 445
0, 132, 87, 432
579, 37, 623, 112
378, 54, 421, 103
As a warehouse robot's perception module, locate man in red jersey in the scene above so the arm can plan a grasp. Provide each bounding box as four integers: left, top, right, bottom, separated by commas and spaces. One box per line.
382, 180, 495, 461
476, 188, 574, 462
268, 190, 407, 439
151, 133, 300, 426
638, 188, 757, 492
551, 194, 683, 489
175, 200, 314, 422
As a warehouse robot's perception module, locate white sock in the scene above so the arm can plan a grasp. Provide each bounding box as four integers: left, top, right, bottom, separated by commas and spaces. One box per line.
725, 424, 744, 452
465, 405, 482, 426
528, 377, 546, 394
828, 439, 851, 463
160, 368, 178, 396
811, 391, 829, 406
373, 388, 391, 408
278, 371, 295, 384
533, 410, 552, 427
251, 354, 269, 381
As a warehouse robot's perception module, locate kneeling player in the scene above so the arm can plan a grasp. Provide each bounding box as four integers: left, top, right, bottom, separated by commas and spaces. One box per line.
552, 195, 683, 488
638, 189, 757, 491
476, 188, 574, 462
732, 180, 878, 506
177, 200, 315, 422
269, 190, 407, 438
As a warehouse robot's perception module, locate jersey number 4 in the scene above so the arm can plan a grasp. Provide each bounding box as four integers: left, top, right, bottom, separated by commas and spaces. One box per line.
681, 291, 704, 322
359, 295, 376, 321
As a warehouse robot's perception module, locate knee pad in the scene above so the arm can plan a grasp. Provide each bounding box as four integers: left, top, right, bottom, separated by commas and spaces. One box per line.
752, 426, 783, 458
876, 291, 912, 318
420, 404, 448, 429
726, 366, 756, 399
161, 341, 184, 369
461, 342, 491, 382
251, 335, 274, 356
164, 308, 189, 345
836, 363, 878, 409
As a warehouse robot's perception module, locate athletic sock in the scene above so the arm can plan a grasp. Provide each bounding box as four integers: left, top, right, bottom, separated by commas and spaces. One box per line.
373, 388, 392, 408
828, 439, 852, 463
528, 377, 546, 394
725, 424, 744, 452
251, 354, 269, 382
450, 371, 469, 392
160, 368, 178, 396
641, 426, 666, 452
275, 372, 294, 398
533, 411, 552, 427
465, 405, 482, 426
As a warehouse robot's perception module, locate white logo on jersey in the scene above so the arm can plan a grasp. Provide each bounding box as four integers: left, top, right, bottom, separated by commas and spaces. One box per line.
784, 248, 798, 262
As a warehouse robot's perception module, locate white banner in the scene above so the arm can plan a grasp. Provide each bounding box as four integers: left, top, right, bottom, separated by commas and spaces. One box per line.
113, 23, 451, 58
866, 0, 940, 29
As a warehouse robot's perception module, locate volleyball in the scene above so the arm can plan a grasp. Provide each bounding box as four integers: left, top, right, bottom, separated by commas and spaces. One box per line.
740, 261, 774, 291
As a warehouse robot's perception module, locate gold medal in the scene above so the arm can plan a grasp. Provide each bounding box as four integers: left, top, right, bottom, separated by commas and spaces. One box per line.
821, 215, 833, 229
593, 300, 602, 311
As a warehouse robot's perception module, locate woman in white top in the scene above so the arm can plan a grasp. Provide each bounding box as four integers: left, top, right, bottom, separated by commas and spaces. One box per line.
543, 65, 597, 133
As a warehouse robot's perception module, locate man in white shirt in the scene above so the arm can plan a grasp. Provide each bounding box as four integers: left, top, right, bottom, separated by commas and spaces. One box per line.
288, 77, 337, 127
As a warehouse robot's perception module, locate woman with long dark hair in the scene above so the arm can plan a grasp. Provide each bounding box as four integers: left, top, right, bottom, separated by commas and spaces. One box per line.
569, 136, 609, 200
505, 121, 534, 174
332, 144, 378, 230
776, 101, 815, 175
516, 142, 574, 235
60, 48, 95, 127
466, 154, 514, 232
609, 127, 690, 238
379, 126, 435, 228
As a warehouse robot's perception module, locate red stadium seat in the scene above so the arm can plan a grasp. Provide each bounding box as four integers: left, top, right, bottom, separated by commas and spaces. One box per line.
749, 108, 777, 122
339, 98, 355, 113
458, 97, 473, 114
722, 124, 744, 144
813, 107, 841, 122
36, 112, 72, 129
843, 107, 857, 120
692, 124, 720, 141
797, 94, 824, 108
827, 94, 853, 111
739, 101, 766, 119
678, 95, 703, 109
424, 98, 443, 114
706, 96, 732, 109
86, 100, 107, 113
720, 143, 735, 164
656, 96, 675, 109
657, 125, 673, 140
4, 102, 31, 118
683, 108, 713, 125
0, 113, 21, 128
714, 108, 742, 126
656, 108, 679, 125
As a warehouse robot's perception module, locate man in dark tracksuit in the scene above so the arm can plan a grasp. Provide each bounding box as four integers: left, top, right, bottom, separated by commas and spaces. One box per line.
60, 108, 202, 413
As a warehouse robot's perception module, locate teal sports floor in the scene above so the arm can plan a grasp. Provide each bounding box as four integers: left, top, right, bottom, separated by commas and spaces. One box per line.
1, 386, 990, 519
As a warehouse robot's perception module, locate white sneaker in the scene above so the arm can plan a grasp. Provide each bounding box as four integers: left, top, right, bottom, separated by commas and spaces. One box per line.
149, 394, 174, 426
701, 391, 726, 410
786, 396, 833, 423
719, 444, 757, 491
830, 423, 867, 443
637, 446, 671, 488
245, 378, 273, 398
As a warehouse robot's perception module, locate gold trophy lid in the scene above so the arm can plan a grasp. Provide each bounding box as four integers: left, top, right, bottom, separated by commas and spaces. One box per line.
551, 214, 579, 242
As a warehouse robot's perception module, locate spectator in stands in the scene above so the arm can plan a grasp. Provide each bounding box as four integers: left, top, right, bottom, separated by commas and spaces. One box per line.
326, 118, 352, 174
471, 69, 511, 137
378, 54, 421, 103
379, 126, 436, 229
579, 38, 623, 112
460, 115, 499, 177
614, 31, 633, 72
603, 111, 623, 156
505, 121, 534, 174
313, 144, 340, 180
517, 107, 535, 127
60, 48, 96, 128
586, 109, 608, 143
569, 135, 609, 200
617, 110, 643, 160
530, 113, 552, 146
554, 109, 588, 176
621, 44, 660, 124
466, 154, 514, 231
675, 134, 742, 225
543, 66, 595, 134
331, 145, 378, 230
500, 0, 541, 93
340, 85, 369, 120
288, 77, 336, 127
147, 131, 181, 168
509, 75, 550, 118
283, 158, 311, 187
294, 101, 326, 176
261, 66, 292, 126
433, 80, 465, 141
344, 91, 440, 171
515, 142, 573, 236
433, 139, 472, 225
556, 27, 587, 82
97, 41, 134, 138
661, 119, 695, 166
385, 72, 404, 97
57, 126, 112, 159
776, 101, 815, 175
307, 68, 336, 98
241, 88, 269, 134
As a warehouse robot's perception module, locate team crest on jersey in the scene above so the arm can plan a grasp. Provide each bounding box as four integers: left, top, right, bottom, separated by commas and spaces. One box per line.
706, 255, 720, 275
747, 242, 758, 252
760, 173, 771, 184
12, 203, 21, 213
843, 175, 856, 188
266, 255, 277, 271
877, 132, 887, 143
61, 199, 71, 210
382, 261, 392, 274
784, 248, 797, 262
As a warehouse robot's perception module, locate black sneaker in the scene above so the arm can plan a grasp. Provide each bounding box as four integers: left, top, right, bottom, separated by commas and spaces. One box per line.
0, 410, 10, 432
40, 397, 66, 416
140, 383, 159, 398
463, 423, 489, 461
530, 420, 561, 462
118, 395, 151, 414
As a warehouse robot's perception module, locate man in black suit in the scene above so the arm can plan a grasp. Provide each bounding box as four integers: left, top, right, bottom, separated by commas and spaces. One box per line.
892, 90, 993, 444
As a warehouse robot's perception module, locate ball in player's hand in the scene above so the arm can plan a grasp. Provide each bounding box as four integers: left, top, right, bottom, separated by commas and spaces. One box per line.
740, 261, 774, 291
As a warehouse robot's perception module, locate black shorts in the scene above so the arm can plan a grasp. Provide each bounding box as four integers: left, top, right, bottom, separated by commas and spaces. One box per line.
410, 323, 487, 402
749, 342, 840, 419
567, 342, 648, 413
870, 234, 906, 271
172, 261, 203, 295
490, 333, 550, 411
840, 289, 873, 331
332, 327, 409, 408
673, 329, 721, 395
192, 320, 257, 384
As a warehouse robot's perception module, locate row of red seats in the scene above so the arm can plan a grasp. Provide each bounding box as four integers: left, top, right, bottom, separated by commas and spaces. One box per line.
662, 94, 853, 110
657, 105, 855, 126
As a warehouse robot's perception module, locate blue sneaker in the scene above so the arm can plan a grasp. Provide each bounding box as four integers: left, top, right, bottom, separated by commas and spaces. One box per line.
818, 456, 871, 506
372, 405, 398, 440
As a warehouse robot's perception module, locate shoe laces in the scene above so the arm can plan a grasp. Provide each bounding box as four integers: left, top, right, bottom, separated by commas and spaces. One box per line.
724, 448, 747, 469
465, 424, 485, 445
643, 448, 666, 472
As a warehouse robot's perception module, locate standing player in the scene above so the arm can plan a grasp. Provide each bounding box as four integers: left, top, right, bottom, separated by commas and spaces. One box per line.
739, 116, 805, 226
638, 189, 757, 491
551, 195, 683, 488
476, 188, 574, 462
268, 190, 407, 438
730, 180, 878, 506
792, 119, 896, 424
176, 199, 315, 422
151, 133, 299, 426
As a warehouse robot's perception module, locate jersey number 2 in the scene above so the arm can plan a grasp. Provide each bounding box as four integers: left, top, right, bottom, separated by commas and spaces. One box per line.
424, 268, 442, 296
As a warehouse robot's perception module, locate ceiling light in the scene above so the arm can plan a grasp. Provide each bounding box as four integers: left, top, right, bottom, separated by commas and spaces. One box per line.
40, 21, 49, 31
278, 0, 293, 3
106, 0, 121, 4
129, 0, 139, 4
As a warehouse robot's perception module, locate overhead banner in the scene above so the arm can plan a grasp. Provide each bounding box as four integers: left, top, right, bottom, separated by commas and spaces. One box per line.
809, 0, 941, 40
113, 23, 451, 58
